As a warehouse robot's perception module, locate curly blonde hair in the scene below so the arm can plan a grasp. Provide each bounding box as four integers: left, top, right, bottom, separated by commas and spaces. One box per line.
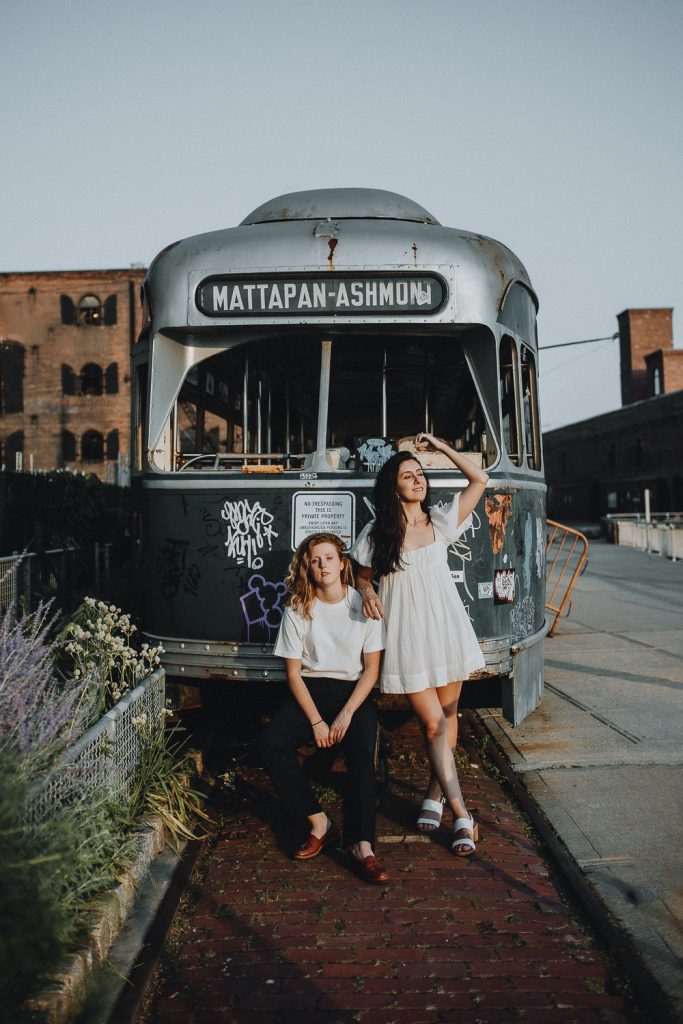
286, 533, 354, 619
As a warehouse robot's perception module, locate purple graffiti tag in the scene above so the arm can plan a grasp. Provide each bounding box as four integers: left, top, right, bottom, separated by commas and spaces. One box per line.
240, 574, 287, 642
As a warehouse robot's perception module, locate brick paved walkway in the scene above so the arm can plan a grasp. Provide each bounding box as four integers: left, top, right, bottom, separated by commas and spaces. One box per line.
141, 706, 646, 1024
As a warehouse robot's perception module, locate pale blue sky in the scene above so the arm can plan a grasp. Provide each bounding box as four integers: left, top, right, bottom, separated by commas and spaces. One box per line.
2, 0, 681, 429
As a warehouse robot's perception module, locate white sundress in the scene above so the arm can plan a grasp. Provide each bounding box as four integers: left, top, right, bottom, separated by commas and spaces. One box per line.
349, 494, 486, 694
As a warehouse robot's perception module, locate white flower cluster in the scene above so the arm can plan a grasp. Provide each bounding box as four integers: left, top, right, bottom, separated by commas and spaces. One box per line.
62, 598, 164, 712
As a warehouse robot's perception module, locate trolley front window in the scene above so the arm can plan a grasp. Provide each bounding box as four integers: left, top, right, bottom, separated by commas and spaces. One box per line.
160, 331, 495, 472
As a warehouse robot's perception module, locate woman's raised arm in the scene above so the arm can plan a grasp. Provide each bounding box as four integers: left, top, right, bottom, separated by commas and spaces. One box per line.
415, 432, 489, 525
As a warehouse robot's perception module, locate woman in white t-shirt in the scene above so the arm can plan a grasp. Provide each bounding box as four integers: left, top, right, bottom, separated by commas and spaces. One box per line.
257, 532, 389, 884
350, 432, 489, 857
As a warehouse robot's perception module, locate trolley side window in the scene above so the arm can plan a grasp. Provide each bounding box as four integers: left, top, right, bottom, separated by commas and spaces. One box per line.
498, 281, 537, 343
500, 335, 521, 466
521, 344, 541, 470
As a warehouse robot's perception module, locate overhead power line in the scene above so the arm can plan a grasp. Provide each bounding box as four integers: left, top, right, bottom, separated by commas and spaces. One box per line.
539, 333, 619, 351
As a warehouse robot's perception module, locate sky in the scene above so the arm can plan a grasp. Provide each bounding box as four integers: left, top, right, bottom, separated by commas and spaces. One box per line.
1, 0, 682, 430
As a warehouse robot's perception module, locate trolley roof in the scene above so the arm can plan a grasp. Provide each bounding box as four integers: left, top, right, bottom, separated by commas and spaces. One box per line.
145, 188, 537, 331
240, 188, 440, 225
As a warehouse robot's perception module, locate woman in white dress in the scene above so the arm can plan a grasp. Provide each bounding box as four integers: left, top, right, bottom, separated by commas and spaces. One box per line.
350, 433, 488, 856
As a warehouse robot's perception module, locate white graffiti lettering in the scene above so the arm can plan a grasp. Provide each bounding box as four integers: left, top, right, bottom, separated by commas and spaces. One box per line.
221, 499, 278, 569
535, 517, 545, 578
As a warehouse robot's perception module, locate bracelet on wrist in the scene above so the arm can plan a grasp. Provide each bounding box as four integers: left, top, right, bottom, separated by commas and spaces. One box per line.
311, 719, 324, 727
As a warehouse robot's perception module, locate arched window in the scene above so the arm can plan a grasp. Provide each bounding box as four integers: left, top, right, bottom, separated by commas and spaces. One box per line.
61, 430, 76, 462
81, 430, 104, 462
78, 294, 103, 326
61, 364, 77, 396
4, 431, 24, 470
0, 340, 25, 414
105, 363, 119, 394
106, 429, 119, 460
80, 363, 103, 396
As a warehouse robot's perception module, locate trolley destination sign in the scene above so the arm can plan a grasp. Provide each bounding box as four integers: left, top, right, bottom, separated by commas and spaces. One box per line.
195, 272, 447, 317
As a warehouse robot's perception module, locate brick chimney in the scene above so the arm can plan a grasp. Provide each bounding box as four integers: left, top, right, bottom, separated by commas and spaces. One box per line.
617, 308, 673, 405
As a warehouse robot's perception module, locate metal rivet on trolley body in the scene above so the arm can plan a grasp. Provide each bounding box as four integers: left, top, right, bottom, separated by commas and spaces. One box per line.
204, 644, 210, 651
232, 669, 238, 676
179, 666, 185, 673
179, 643, 185, 650
232, 645, 238, 653
262, 671, 269, 677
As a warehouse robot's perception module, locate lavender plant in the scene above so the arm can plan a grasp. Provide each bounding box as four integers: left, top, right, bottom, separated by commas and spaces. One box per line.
0, 603, 130, 1015
0, 602, 93, 778
0, 597, 203, 1017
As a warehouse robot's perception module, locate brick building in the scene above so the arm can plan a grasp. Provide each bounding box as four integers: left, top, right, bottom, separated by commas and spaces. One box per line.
0, 269, 146, 481
544, 308, 683, 521
618, 307, 683, 403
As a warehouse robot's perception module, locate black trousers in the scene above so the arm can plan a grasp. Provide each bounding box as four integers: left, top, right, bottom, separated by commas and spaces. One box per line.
257, 678, 378, 847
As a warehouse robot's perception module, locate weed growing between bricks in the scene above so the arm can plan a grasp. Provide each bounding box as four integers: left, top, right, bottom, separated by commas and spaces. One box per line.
138, 700, 654, 1024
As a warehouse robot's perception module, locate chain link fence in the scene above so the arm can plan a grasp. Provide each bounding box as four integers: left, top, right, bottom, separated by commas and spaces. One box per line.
0, 544, 115, 615
26, 668, 165, 825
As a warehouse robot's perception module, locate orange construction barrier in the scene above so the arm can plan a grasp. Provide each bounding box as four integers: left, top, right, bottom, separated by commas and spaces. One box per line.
545, 520, 589, 636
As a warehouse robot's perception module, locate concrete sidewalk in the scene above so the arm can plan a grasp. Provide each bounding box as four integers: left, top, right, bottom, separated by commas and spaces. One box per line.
478, 540, 683, 1022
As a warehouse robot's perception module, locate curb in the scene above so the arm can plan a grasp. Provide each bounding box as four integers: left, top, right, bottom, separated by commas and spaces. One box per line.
25, 818, 168, 1024
470, 709, 680, 1024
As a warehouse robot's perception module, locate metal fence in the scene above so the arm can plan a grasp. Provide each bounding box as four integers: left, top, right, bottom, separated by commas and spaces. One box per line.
545, 520, 589, 636
0, 553, 20, 613
0, 544, 114, 614
26, 668, 165, 825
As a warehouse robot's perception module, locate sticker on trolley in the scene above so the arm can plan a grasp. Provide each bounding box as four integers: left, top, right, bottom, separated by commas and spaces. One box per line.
354, 437, 396, 473
478, 581, 494, 599
450, 570, 465, 584
292, 491, 355, 549
493, 568, 516, 604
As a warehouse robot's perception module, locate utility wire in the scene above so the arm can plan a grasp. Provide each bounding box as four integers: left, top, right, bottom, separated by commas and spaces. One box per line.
539, 333, 618, 351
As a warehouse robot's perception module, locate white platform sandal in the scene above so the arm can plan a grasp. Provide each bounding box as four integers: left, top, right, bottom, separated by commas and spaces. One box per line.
451, 814, 478, 856
416, 796, 446, 832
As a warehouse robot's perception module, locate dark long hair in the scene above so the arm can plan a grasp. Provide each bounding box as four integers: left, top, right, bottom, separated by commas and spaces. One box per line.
369, 451, 432, 576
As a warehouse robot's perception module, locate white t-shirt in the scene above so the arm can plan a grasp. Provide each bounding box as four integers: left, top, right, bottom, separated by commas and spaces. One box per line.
273, 586, 385, 680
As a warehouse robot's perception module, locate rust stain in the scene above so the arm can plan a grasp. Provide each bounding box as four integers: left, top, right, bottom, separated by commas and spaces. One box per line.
485, 493, 513, 553
412, 242, 418, 265
327, 237, 338, 271
475, 234, 508, 304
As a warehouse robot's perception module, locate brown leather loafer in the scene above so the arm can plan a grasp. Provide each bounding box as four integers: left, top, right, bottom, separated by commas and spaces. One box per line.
349, 854, 389, 884
293, 821, 336, 860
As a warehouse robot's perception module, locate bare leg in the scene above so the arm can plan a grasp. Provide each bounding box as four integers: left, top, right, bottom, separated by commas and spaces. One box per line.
422, 681, 462, 802
408, 687, 475, 854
